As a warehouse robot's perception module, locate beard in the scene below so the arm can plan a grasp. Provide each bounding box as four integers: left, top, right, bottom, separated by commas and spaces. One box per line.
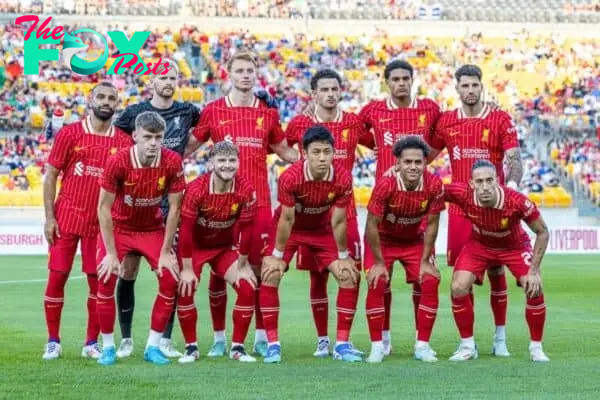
91, 105, 115, 121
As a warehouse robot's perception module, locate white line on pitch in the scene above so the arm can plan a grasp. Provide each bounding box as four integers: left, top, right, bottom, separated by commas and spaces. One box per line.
0, 275, 85, 285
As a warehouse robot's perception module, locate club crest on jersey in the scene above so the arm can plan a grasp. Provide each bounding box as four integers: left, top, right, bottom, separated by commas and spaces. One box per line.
174, 116, 180, 128
231, 203, 239, 214
157, 176, 166, 190
421, 199, 428, 210
110, 147, 117, 155
341, 129, 349, 142
256, 117, 264, 130
500, 217, 508, 229
327, 192, 335, 202
482, 128, 490, 143
418, 114, 426, 127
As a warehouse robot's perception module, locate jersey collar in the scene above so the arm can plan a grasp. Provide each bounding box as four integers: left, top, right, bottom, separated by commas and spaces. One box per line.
473, 186, 505, 209
313, 107, 342, 123
83, 115, 115, 137
386, 96, 417, 111
209, 173, 235, 194
225, 94, 259, 108
396, 173, 424, 191
130, 146, 161, 169
304, 160, 334, 182
458, 104, 490, 120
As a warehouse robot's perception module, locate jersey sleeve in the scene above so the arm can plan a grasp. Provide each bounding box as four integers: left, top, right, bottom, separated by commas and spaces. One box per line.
498, 112, 519, 151
357, 120, 375, 149
366, 179, 391, 218
191, 106, 212, 143
240, 184, 257, 223
334, 171, 354, 208
100, 155, 124, 193
426, 118, 446, 151
428, 177, 446, 214
515, 192, 541, 224
189, 103, 202, 127
47, 127, 73, 170
277, 171, 296, 208
181, 182, 201, 220
268, 110, 286, 146
358, 103, 373, 130
285, 117, 301, 147
167, 155, 185, 193
443, 183, 467, 204
113, 107, 136, 134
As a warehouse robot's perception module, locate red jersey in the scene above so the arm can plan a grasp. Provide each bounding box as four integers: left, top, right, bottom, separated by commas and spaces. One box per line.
444, 183, 540, 250
181, 173, 256, 249
367, 171, 445, 243
100, 147, 185, 233
286, 110, 372, 219
359, 97, 440, 181
192, 95, 285, 209
276, 160, 353, 232
47, 116, 132, 237
427, 105, 519, 215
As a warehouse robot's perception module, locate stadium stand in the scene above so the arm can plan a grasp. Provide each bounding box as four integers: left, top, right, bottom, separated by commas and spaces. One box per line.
2, 13, 599, 208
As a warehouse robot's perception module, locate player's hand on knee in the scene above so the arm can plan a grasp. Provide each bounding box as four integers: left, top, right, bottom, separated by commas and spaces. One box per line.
44, 218, 60, 245
178, 269, 198, 297
333, 258, 361, 287
97, 253, 120, 284
419, 256, 440, 283
235, 263, 257, 289
158, 250, 180, 281
261, 256, 285, 284
523, 269, 542, 298
366, 263, 389, 289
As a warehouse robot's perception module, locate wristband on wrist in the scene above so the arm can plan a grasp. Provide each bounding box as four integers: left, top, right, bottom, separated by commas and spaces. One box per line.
272, 248, 284, 259
338, 250, 349, 259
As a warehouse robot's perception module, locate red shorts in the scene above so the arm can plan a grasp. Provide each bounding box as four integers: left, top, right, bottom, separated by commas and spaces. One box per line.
264, 225, 340, 273
96, 230, 165, 270
296, 217, 362, 271
190, 245, 238, 278
447, 213, 472, 267
48, 233, 97, 274
455, 239, 533, 285
240, 206, 272, 267
363, 238, 433, 284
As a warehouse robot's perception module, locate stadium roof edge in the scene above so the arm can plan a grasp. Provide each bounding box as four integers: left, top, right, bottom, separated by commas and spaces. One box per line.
2, 14, 600, 38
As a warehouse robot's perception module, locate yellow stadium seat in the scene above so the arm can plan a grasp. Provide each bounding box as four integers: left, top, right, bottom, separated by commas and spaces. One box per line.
528, 192, 543, 207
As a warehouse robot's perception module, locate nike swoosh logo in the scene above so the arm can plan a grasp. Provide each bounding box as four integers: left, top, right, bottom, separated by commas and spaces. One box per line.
449, 131, 460, 137
532, 311, 545, 316
219, 120, 232, 126
453, 308, 465, 313
426, 315, 435, 319
379, 118, 393, 123
124, 182, 136, 186
297, 194, 309, 198
390, 204, 401, 208
201, 208, 212, 212
74, 146, 87, 152
121, 308, 132, 312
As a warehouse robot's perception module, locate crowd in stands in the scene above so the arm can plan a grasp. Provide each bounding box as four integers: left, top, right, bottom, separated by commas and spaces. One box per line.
1, 20, 599, 207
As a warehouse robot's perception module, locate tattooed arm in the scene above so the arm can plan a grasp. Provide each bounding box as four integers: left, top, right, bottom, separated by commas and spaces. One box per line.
504, 148, 523, 189
526, 216, 549, 272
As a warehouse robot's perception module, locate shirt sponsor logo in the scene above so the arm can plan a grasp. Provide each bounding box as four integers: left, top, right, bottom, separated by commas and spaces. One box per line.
385, 214, 422, 225
73, 161, 103, 177
452, 146, 490, 160
197, 217, 236, 229
383, 132, 394, 146
124, 195, 161, 207
472, 224, 510, 238
295, 204, 331, 214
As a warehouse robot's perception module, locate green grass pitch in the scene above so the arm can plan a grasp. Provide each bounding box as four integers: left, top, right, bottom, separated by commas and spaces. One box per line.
1, 254, 599, 400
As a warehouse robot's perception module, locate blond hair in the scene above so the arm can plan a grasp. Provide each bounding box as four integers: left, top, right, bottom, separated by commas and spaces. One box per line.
226, 50, 258, 71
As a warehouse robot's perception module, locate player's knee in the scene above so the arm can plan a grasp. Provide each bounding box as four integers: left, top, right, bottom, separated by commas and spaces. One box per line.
451, 278, 471, 297
336, 272, 358, 289
120, 267, 138, 280
261, 267, 281, 287
157, 272, 178, 297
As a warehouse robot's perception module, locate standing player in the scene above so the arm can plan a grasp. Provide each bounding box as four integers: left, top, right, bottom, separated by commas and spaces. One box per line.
285, 69, 373, 357
358, 60, 440, 355
445, 160, 549, 362
111, 61, 199, 358
364, 136, 444, 363
260, 126, 361, 364
95, 111, 185, 365
176, 141, 258, 363
42, 81, 133, 360
426, 65, 524, 356
190, 50, 298, 357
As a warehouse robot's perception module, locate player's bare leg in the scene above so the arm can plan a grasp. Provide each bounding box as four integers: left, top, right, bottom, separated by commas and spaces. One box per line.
488, 265, 510, 357
116, 254, 140, 358
449, 270, 479, 361
517, 275, 549, 362
207, 272, 228, 357
259, 257, 286, 363
310, 269, 330, 357
43, 270, 69, 360
329, 260, 362, 363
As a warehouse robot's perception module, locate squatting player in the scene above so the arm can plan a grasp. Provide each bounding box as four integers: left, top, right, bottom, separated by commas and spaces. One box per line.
445, 160, 549, 363
260, 126, 361, 364
42, 81, 133, 360
190, 50, 298, 357
427, 64, 524, 356
285, 69, 373, 357
358, 60, 441, 354
95, 111, 184, 365
177, 141, 258, 363
364, 136, 444, 363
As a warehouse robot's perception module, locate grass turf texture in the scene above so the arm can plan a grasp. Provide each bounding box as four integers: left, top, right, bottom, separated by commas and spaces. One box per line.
1, 255, 599, 400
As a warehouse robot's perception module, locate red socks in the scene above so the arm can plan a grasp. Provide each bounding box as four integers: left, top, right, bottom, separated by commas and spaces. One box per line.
451, 293, 474, 339
488, 271, 508, 327
177, 291, 198, 345
416, 275, 440, 342
44, 270, 68, 342
96, 274, 118, 335
336, 287, 359, 342
383, 283, 392, 332
366, 277, 386, 342
259, 285, 280, 343
254, 278, 264, 331
310, 270, 329, 338
150, 272, 178, 333
525, 294, 546, 341
208, 272, 227, 332
85, 274, 99, 345
412, 283, 421, 328
232, 279, 255, 344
